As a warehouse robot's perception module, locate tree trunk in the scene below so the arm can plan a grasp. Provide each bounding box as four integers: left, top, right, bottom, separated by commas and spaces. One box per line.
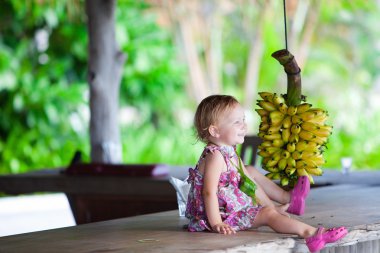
243, 2, 269, 109
178, 17, 209, 102
86, 0, 126, 163
297, 0, 321, 68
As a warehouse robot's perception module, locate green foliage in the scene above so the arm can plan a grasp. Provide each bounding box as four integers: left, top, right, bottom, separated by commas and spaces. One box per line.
0, 0, 192, 174
0, 1, 89, 173
121, 124, 202, 165
116, 1, 187, 128
301, 2, 380, 170
2, 0, 380, 175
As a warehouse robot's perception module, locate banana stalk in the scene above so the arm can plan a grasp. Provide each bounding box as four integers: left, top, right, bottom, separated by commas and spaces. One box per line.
271, 49, 302, 106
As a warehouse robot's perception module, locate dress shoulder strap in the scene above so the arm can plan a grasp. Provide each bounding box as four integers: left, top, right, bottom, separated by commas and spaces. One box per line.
197, 145, 237, 170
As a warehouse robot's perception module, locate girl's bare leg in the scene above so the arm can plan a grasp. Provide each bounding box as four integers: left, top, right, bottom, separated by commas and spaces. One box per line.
254, 181, 290, 217
252, 206, 317, 238
246, 165, 290, 204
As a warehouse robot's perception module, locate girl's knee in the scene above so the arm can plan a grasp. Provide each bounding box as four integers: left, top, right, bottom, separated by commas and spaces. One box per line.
253, 206, 277, 226
258, 206, 278, 220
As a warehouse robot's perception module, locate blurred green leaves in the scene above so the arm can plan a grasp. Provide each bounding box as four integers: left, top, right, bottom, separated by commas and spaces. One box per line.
0, 1, 88, 173
1, 0, 380, 174
0, 0, 188, 174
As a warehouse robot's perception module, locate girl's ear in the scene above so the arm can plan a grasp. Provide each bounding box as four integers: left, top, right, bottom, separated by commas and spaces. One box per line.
208, 125, 220, 138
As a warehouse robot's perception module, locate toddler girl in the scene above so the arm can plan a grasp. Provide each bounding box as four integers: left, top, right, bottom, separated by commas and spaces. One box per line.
185, 94, 347, 252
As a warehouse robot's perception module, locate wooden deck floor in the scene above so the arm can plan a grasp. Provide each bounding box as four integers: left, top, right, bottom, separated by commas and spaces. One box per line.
0, 184, 379, 253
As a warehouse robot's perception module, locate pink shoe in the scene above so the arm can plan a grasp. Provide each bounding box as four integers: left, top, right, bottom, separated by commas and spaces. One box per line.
306, 226, 348, 252
287, 176, 310, 215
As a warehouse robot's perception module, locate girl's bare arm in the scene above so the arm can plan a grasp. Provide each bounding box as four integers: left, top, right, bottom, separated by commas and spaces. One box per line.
202, 152, 235, 234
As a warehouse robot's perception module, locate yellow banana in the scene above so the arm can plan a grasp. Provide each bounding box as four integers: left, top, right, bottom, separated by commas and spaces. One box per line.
302, 151, 319, 159
255, 109, 269, 117
262, 157, 270, 165
306, 167, 323, 176
303, 158, 318, 168
313, 155, 326, 165
259, 122, 269, 132
291, 115, 302, 124
312, 136, 328, 145
263, 133, 282, 140
310, 128, 332, 138
296, 103, 312, 114
269, 111, 285, 125
272, 93, 285, 106
287, 157, 296, 168
296, 160, 307, 169
320, 125, 333, 132
295, 140, 309, 152
282, 115, 292, 128
291, 150, 303, 160
264, 133, 281, 141
289, 133, 299, 143
302, 142, 319, 152
258, 150, 271, 157
260, 115, 269, 123
301, 122, 319, 132
272, 139, 285, 148
278, 158, 288, 170
259, 141, 272, 148
287, 106, 297, 116
299, 111, 317, 122
308, 114, 328, 124
257, 100, 277, 112
282, 128, 291, 143
281, 150, 291, 159
297, 168, 309, 177
258, 92, 274, 102
267, 125, 282, 135
281, 177, 289, 186
265, 172, 274, 179
287, 142, 296, 153
285, 166, 296, 175
291, 124, 301, 134
308, 108, 327, 116
266, 156, 280, 167
272, 173, 281, 180
308, 174, 315, 184
278, 103, 288, 114
265, 146, 282, 154
266, 167, 280, 173
299, 130, 315, 141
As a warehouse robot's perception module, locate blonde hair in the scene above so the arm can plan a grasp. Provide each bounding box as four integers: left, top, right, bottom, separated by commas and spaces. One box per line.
194, 95, 239, 143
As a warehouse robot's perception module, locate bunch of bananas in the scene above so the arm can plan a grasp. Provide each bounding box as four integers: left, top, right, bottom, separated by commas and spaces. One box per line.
255, 92, 332, 186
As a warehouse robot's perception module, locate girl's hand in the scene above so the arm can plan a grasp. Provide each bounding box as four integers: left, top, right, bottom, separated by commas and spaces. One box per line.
212, 223, 236, 235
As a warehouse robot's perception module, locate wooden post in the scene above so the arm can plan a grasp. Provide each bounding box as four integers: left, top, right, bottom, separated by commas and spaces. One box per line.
86, 0, 126, 163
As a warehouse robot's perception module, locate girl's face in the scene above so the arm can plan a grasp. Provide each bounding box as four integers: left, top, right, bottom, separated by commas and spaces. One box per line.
215, 103, 247, 146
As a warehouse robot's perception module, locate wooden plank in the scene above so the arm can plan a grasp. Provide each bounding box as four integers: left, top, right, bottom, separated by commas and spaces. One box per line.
1, 168, 380, 225
2, 168, 380, 196
1, 185, 380, 253
0, 166, 188, 195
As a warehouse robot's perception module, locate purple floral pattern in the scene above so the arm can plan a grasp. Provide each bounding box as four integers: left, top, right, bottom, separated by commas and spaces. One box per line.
185, 145, 262, 232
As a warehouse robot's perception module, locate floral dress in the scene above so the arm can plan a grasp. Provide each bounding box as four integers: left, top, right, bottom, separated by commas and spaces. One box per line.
185, 145, 262, 232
